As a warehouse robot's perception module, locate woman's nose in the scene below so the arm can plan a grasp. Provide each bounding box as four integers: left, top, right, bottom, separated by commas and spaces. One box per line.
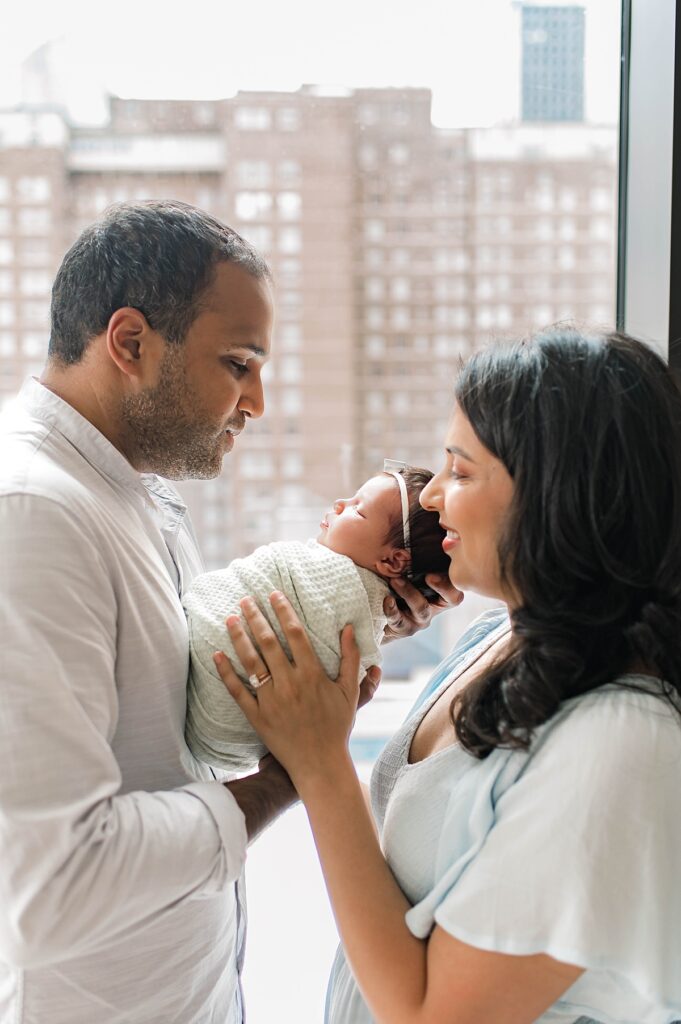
419, 476, 440, 511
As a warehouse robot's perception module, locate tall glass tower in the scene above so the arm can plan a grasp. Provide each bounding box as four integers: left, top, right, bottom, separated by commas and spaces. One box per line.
522, 5, 585, 122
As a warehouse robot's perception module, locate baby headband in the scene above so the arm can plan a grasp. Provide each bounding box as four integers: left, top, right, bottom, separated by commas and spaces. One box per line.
383, 458, 411, 557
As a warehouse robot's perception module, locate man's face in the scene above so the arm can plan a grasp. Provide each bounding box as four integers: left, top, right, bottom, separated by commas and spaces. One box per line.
120, 261, 273, 479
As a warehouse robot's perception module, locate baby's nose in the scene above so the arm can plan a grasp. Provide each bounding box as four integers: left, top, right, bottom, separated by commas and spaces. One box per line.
333, 499, 346, 513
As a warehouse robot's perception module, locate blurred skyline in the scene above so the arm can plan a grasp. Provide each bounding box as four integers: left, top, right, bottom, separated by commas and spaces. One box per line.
0, 0, 619, 128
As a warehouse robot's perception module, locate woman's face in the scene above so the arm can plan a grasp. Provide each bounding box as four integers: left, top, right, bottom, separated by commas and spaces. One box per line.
420, 404, 515, 602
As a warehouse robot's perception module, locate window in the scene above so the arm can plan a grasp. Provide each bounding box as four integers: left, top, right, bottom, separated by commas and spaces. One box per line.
234, 107, 271, 130
279, 324, 301, 350
16, 176, 51, 203
278, 160, 301, 185
236, 161, 272, 188
20, 271, 51, 296
277, 108, 300, 131
0, 332, 15, 355
235, 192, 272, 220
279, 356, 301, 383
277, 192, 301, 220
18, 208, 51, 234
0, 302, 15, 326
278, 228, 301, 254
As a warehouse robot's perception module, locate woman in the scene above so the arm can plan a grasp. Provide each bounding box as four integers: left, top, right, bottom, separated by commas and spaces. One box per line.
215, 328, 681, 1024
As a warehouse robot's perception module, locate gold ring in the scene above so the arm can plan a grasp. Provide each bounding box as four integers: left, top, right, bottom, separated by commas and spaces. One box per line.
249, 671, 273, 690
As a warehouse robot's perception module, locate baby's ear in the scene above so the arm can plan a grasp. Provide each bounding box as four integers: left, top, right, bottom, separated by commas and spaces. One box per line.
376, 548, 411, 579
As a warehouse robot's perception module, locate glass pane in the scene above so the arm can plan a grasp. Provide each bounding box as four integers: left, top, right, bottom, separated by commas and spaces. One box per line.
0, 2, 622, 1020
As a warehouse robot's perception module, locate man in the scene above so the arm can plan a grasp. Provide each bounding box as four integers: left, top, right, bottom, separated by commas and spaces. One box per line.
0, 200, 452, 1023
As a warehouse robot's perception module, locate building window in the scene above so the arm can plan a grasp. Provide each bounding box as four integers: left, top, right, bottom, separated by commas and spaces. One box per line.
280, 356, 301, 383
235, 191, 272, 220
278, 160, 301, 185
281, 390, 302, 415
277, 108, 300, 131
234, 107, 271, 130
21, 301, 50, 325
0, 332, 15, 355
20, 271, 51, 296
238, 225, 271, 252
21, 333, 46, 357
236, 160, 272, 188
16, 176, 51, 203
0, 271, 12, 295
277, 192, 301, 220
18, 208, 51, 234
0, 302, 15, 326
279, 324, 301, 351
282, 452, 303, 478
278, 228, 301, 254
364, 220, 384, 242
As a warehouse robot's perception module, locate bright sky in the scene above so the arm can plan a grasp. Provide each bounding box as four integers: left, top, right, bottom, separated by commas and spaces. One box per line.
0, 0, 620, 128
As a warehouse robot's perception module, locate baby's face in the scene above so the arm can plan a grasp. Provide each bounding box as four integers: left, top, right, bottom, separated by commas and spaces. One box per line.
317, 474, 399, 572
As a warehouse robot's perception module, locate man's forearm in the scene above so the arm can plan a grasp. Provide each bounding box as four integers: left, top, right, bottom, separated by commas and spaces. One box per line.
225, 756, 298, 842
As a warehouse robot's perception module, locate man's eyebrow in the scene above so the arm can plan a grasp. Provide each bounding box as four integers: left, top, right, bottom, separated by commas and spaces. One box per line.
226, 342, 269, 358
446, 445, 476, 463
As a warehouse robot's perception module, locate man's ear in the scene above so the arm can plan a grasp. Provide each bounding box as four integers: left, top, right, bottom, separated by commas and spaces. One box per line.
376, 548, 411, 579
105, 307, 163, 385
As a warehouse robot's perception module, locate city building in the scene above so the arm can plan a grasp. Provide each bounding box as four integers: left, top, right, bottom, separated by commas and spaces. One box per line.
0, 86, 616, 582
521, 4, 586, 121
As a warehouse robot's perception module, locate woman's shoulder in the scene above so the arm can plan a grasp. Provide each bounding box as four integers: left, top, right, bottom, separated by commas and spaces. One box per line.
528, 675, 681, 777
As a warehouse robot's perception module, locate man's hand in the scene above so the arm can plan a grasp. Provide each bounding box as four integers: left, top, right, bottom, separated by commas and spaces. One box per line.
382, 573, 463, 643
358, 666, 382, 709
225, 753, 298, 843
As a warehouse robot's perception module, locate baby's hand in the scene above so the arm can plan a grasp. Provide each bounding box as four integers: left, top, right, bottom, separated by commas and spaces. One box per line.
382, 574, 463, 642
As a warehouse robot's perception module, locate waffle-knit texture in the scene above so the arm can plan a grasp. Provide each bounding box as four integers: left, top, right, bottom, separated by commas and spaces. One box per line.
184, 540, 389, 771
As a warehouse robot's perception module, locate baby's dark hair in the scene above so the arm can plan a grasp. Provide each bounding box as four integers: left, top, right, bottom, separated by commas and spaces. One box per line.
383, 467, 450, 595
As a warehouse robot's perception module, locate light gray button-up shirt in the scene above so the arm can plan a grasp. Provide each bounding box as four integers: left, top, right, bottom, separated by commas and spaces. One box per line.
0, 378, 248, 1023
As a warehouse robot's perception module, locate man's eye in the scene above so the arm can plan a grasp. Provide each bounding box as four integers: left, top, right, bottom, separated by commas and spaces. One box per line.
227, 360, 248, 377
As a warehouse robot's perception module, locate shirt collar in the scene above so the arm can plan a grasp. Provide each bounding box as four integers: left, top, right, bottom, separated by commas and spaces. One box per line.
18, 377, 154, 498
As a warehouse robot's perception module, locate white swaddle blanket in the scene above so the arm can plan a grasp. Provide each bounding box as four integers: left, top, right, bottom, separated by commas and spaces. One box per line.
184, 539, 390, 771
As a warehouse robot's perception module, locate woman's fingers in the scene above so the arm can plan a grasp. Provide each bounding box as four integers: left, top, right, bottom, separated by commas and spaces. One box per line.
267, 591, 317, 665
213, 645, 260, 721
336, 625, 361, 705
234, 596, 294, 678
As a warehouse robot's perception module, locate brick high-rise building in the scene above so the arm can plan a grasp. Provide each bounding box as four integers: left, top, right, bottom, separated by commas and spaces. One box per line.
0, 87, 616, 573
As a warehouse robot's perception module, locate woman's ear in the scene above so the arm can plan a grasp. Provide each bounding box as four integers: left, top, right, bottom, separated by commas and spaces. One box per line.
375, 548, 411, 579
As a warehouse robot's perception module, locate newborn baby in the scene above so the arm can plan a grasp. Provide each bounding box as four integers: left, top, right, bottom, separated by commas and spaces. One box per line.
183, 464, 448, 771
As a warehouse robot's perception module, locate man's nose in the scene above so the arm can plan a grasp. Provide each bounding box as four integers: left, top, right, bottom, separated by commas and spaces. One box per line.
240, 373, 265, 419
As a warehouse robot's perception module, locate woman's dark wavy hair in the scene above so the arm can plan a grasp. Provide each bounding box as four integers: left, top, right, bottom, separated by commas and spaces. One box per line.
451, 328, 681, 758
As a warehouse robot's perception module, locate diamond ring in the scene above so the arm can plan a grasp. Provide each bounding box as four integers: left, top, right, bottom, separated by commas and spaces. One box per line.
249, 671, 273, 689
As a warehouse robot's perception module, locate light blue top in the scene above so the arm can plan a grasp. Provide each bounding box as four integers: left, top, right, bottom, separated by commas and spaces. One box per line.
326, 608, 681, 1024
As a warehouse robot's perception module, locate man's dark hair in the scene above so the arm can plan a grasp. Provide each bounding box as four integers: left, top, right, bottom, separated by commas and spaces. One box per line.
49, 200, 271, 365
384, 466, 450, 592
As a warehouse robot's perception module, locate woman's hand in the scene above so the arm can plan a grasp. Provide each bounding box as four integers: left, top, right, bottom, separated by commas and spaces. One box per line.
213, 592, 364, 788
382, 573, 464, 643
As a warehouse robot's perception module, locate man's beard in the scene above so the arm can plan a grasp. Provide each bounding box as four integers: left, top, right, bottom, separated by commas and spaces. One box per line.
120, 346, 230, 480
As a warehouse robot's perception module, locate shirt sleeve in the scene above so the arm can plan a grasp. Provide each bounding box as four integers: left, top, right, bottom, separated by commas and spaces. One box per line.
425, 687, 681, 1011
0, 493, 247, 969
